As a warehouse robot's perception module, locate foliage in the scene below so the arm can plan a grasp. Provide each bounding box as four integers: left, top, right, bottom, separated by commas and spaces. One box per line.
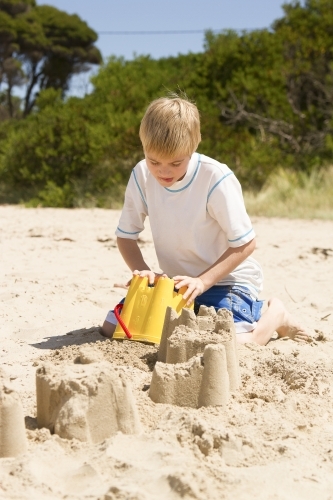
209, 0, 333, 169
0, 89, 109, 205
1, 1, 333, 207
0, 0, 101, 117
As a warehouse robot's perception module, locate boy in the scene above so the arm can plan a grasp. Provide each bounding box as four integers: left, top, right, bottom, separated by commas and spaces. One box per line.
102, 95, 309, 345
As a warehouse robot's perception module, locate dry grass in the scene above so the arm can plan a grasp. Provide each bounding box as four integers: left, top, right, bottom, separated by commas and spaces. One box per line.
244, 166, 333, 219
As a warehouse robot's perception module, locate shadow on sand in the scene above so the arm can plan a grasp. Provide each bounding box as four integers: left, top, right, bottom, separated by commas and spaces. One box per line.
30, 326, 107, 350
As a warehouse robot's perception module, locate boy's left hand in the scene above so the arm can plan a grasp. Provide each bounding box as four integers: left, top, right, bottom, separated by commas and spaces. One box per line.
173, 276, 205, 306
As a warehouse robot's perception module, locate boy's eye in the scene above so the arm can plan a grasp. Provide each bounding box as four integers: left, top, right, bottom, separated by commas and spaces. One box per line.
172, 162, 182, 166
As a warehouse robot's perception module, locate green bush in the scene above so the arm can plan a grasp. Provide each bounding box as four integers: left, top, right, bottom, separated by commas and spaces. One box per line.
0, 89, 112, 206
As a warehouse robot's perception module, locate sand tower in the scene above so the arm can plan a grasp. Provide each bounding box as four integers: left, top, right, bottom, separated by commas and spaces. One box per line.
0, 370, 27, 457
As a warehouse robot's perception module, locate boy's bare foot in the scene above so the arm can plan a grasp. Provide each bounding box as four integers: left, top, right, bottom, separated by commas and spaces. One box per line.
237, 297, 313, 346
276, 322, 311, 342
272, 298, 313, 343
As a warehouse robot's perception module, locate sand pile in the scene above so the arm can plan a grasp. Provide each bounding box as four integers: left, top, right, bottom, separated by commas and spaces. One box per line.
36, 354, 141, 443
1, 207, 333, 499
2, 330, 331, 499
2, 329, 333, 499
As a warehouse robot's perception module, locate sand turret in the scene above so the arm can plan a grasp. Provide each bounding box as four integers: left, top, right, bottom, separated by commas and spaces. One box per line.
149, 356, 204, 408
198, 344, 230, 407
0, 371, 27, 458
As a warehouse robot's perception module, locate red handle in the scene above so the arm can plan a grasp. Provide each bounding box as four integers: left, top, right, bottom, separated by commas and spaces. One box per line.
114, 303, 132, 339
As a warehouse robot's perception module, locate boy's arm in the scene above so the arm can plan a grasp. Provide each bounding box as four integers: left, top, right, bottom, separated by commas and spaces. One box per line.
117, 237, 150, 272
117, 237, 167, 285
174, 238, 256, 306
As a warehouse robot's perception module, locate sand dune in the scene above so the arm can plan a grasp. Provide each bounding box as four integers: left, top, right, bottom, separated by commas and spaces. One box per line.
0, 206, 333, 499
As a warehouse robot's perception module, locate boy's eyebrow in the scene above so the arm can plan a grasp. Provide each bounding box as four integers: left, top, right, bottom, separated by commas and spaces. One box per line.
147, 156, 185, 163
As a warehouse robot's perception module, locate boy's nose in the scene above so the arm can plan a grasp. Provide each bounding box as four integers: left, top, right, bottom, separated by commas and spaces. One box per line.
159, 166, 171, 175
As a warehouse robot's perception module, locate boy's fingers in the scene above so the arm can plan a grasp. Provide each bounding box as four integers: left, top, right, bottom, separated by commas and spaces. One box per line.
185, 289, 199, 306
177, 282, 189, 292
133, 269, 148, 277
132, 269, 155, 284
173, 276, 187, 289
173, 276, 204, 305
182, 284, 195, 301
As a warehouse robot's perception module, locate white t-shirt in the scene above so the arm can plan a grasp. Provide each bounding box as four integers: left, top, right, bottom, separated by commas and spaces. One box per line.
115, 153, 263, 297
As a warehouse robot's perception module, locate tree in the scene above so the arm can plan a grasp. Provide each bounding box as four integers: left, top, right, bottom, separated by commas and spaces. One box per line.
271, 0, 333, 160
0, 2, 32, 117
0, 0, 102, 117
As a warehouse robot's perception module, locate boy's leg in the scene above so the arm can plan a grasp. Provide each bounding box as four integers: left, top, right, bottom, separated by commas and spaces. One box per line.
236, 297, 311, 346
100, 320, 116, 338
100, 298, 125, 338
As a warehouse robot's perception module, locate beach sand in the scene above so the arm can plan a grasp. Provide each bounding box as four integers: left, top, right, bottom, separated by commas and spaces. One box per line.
0, 206, 333, 499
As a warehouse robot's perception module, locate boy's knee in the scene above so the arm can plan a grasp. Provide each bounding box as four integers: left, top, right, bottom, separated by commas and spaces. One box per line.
267, 297, 285, 311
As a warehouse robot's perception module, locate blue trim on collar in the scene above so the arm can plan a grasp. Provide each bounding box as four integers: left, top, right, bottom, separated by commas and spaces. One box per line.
132, 169, 148, 207
164, 153, 201, 193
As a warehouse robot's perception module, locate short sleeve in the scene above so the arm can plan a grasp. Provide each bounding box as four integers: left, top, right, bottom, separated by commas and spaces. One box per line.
115, 165, 148, 240
207, 172, 255, 247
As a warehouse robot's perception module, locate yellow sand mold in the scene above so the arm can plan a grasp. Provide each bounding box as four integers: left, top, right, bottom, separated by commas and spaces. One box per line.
113, 275, 192, 344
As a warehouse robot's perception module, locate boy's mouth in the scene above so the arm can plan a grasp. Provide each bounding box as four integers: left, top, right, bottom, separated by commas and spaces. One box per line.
158, 177, 174, 183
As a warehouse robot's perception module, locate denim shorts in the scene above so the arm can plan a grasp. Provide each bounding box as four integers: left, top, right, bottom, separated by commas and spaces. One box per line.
194, 285, 264, 333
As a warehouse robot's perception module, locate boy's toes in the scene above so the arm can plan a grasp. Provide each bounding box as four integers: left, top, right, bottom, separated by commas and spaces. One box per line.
293, 330, 314, 343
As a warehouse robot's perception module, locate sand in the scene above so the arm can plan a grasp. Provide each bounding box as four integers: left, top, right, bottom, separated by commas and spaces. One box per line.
0, 205, 333, 500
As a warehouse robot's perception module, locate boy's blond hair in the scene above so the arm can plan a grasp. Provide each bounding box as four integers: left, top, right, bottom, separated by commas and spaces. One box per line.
139, 95, 201, 157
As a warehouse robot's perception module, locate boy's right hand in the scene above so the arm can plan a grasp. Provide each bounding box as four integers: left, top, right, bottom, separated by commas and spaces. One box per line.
132, 269, 167, 285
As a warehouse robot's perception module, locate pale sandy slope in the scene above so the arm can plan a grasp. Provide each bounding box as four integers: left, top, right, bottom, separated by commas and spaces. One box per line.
0, 206, 333, 500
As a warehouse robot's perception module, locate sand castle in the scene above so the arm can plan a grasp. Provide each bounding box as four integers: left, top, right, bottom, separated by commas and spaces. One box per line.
1, 307, 239, 450
0, 370, 27, 458
1, 307, 238, 447
36, 349, 141, 443
149, 306, 240, 408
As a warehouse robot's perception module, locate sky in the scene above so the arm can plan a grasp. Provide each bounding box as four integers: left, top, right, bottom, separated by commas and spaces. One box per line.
34, 0, 294, 96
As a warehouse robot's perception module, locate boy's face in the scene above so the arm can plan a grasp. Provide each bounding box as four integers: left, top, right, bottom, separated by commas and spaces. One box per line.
145, 152, 191, 187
